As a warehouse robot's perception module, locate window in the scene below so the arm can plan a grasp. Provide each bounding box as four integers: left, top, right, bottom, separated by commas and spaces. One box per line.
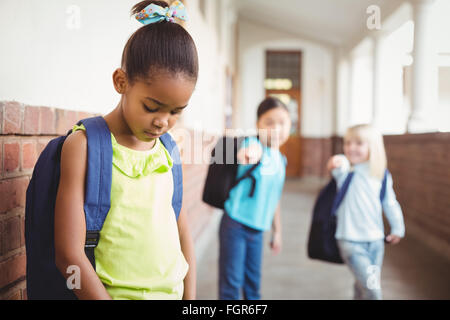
265, 51, 302, 135
265, 52, 301, 90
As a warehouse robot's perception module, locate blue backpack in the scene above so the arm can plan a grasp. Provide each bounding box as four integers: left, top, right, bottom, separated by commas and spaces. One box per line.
307, 169, 388, 264
25, 116, 183, 300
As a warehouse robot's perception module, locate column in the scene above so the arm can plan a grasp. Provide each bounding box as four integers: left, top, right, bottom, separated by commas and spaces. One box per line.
371, 32, 386, 129
408, 0, 438, 133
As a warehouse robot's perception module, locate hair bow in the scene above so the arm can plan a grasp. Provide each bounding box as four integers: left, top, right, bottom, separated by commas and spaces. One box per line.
135, 1, 188, 25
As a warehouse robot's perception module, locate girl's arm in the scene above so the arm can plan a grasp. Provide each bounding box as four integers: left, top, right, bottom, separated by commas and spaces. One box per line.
382, 173, 405, 244
270, 203, 282, 255
54, 130, 112, 300
177, 206, 196, 300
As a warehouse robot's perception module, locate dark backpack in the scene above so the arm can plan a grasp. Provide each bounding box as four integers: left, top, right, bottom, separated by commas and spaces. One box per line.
25, 116, 183, 300
202, 136, 261, 209
307, 169, 389, 264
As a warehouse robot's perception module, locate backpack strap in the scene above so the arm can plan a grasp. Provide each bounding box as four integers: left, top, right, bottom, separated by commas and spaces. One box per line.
231, 161, 261, 197
230, 135, 262, 198
77, 117, 113, 268
332, 168, 390, 216
380, 169, 389, 202
331, 171, 354, 216
159, 132, 183, 220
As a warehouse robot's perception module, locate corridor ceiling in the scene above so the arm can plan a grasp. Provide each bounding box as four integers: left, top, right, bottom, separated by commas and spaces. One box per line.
235, 0, 405, 46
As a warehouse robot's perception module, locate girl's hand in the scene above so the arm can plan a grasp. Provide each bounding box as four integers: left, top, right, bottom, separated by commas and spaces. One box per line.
327, 155, 345, 172
385, 234, 401, 245
270, 232, 282, 255
237, 144, 263, 164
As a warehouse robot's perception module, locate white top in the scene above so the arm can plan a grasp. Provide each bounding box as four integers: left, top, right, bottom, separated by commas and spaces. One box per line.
332, 155, 406, 242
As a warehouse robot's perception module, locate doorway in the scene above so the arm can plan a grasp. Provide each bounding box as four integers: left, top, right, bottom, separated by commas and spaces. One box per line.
265, 51, 302, 177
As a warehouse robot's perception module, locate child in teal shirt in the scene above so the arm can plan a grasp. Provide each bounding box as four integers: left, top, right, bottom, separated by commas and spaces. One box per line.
219, 97, 291, 300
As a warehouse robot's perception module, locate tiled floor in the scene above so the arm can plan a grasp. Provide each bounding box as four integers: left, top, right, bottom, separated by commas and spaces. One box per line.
196, 177, 450, 300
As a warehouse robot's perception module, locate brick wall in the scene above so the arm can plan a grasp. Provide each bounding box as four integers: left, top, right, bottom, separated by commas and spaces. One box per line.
177, 130, 216, 242
301, 137, 335, 177
0, 101, 215, 299
384, 133, 450, 262
0, 101, 97, 300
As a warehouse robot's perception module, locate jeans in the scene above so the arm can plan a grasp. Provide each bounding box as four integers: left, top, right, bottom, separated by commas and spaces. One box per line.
219, 212, 264, 300
337, 239, 385, 300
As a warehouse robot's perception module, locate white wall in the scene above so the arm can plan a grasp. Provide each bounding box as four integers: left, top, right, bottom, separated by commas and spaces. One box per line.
336, 53, 350, 136
0, 0, 137, 114
349, 38, 373, 127
181, 0, 236, 135
0, 0, 236, 135
437, 66, 450, 132
236, 18, 335, 138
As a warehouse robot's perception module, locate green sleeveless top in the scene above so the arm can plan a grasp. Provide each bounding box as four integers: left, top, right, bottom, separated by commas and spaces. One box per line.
73, 124, 188, 300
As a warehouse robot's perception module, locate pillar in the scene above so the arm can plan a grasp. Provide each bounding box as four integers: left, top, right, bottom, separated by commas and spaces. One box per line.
408, 0, 438, 133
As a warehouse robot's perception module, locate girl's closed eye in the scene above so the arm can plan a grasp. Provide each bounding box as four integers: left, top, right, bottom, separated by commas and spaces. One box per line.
143, 104, 184, 115
143, 104, 159, 113
170, 109, 183, 115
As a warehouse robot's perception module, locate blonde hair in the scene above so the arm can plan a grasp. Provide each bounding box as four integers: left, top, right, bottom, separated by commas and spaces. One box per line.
344, 124, 387, 180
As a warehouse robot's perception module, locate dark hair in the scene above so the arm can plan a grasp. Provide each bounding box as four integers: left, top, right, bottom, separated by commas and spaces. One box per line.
122, 1, 199, 83
257, 97, 289, 119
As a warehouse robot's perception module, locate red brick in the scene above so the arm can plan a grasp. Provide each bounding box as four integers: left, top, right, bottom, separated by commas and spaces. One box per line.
6, 289, 22, 300
0, 253, 26, 289
55, 109, 66, 135
3, 101, 23, 134
23, 106, 40, 135
39, 107, 55, 135
20, 216, 25, 247
0, 139, 3, 176
65, 110, 78, 132
0, 102, 3, 133
2, 216, 21, 253
76, 111, 92, 122
56, 109, 77, 135
301, 137, 331, 177
4, 142, 20, 173
383, 132, 450, 260
37, 138, 52, 156
0, 221, 3, 255
22, 141, 37, 170
0, 177, 29, 214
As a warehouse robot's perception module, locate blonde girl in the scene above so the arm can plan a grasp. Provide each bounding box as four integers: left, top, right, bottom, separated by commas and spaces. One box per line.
327, 124, 405, 300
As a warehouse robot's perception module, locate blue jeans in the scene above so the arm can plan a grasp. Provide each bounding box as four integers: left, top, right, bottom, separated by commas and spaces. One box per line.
219, 212, 264, 300
337, 239, 385, 300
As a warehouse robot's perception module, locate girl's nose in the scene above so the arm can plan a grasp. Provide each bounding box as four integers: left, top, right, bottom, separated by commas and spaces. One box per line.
273, 125, 282, 134
152, 115, 169, 128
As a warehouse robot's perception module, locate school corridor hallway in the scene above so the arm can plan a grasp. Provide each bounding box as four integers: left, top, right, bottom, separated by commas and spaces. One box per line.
196, 178, 450, 300
1, 0, 450, 300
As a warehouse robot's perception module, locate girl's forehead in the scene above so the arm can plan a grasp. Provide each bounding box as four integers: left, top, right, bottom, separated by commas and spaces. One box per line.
344, 132, 366, 142
259, 107, 289, 120
134, 75, 195, 104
